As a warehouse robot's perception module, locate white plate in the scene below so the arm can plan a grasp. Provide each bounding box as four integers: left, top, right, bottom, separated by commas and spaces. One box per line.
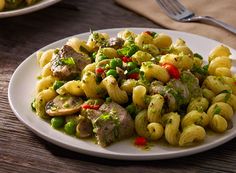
8, 28, 236, 160
0, 0, 61, 18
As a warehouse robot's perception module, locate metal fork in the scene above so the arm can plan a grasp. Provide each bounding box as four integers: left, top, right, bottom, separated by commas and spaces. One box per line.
156, 0, 236, 34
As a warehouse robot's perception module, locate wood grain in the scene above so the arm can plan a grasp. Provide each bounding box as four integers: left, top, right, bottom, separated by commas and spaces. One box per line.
1, 0, 236, 173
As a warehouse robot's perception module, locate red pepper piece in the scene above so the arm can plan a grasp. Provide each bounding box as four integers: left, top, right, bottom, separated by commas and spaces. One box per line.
144, 31, 152, 36
122, 56, 132, 63
82, 104, 101, 110
161, 63, 180, 79
144, 31, 156, 37
96, 68, 104, 74
81, 104, 91, 109
90, 105, 100, 110
135, 137, 147, 146
127, 73, 139, 80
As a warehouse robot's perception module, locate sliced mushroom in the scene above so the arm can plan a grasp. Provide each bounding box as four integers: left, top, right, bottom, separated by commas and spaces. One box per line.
149, 81, 165, 95
164, 92, 177, 112
108, 37, 124, 49
116, 67, 126, 81
45, 95, 83, 116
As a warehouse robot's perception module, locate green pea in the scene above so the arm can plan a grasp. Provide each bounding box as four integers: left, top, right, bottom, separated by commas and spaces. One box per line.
126, 104, 141, 119
116, 58, 123, 67
126, 104, 136, 116
127, 68, 140, 75
98, 55, 108, 62
106, 69, 118, 78
51, 117, 65, 129
127, 62, 137, 70
64, 121, 77, 135
91, 52, 97, 62
110, 59, 118, 69
53, 81, 65, 90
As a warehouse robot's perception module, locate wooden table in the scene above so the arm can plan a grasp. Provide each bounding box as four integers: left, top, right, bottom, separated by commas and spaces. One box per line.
1, 0, 236, 172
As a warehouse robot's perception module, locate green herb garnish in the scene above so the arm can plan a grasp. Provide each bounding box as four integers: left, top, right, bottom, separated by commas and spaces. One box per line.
117, 44, 139, 57
60, 57, 75, 65
214, 105, 221, 114
53, 80, 65, 90
193, 53, 203, 59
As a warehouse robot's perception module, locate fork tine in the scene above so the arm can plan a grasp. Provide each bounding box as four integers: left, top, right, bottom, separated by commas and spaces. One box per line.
159, 0, 186, 14
165, 0, 183, 14
158, 0, 177, 15
171, 0, 186, 13
156, 0, 194, 21
157, 0, 174, 15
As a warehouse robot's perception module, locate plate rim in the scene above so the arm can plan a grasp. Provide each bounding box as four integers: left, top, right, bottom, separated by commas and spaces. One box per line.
0, 0, 61, 18
8, 27, 236, 160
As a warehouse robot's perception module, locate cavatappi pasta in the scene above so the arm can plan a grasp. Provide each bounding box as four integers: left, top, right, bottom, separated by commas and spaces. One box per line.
32, 29, 236, 148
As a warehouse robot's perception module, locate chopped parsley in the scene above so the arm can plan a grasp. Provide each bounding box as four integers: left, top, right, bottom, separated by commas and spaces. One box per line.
54, 48, 59, 54
126, 103, 142, 119
213, 105, 221, 114
31, 99, 36, 112
220, 90, 232, 102
117, 44, 139, 57
53, 80, 65, 90
151, 32, 158, 38
90, 32, 108, 47
60, 57, 75, 65
224, 93, 231, 103
191, 64, 208, 76
193, 53, 203, 59
99, 113, 112, 121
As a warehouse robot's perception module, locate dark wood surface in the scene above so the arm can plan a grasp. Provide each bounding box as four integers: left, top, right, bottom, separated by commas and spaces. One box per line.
1, 0, 236, 172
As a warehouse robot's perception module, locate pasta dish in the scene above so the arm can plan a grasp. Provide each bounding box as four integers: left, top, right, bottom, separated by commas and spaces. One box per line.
31, 30, 236, 148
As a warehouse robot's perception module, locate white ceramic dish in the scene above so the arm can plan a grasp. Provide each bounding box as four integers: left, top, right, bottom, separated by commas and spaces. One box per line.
8, 28, 236, 160
0, 0, 61, 18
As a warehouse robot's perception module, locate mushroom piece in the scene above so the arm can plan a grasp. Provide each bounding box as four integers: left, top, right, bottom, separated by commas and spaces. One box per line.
149, 81, 165, 95
76, 115, 93, 138
45, 95, 83, 116
51, 45, 91, 80
108, 37, 124, 49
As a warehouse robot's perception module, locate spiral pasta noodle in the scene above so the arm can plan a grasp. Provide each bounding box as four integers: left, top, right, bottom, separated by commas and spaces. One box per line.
35, 88, 57, 119
81, 71, 105, 98
141, 62, 170, 83
37, 49, 55, 68
147, 94, 164, 123
179, 124, 206, 147
162, 112, 180, 146
56, 80, 84, 97
36, 75, 57, 93
207, 102, 234, 132
102, 75, 128, 104
132, 85, 147, 108
135, 110, 150, 139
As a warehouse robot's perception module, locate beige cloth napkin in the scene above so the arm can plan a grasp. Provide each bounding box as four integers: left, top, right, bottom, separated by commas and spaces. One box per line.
116, 0, 236, 49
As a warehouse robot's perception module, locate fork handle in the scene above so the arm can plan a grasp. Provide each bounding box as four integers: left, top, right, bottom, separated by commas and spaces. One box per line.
184, 16, 236, 35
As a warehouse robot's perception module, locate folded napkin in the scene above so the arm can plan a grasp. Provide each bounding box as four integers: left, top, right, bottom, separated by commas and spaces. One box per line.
116, 0, 236, 49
